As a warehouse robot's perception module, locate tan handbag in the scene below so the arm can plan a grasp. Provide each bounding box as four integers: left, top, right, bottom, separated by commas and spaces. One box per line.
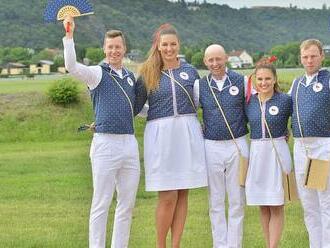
239, 155, 249, 187
258, 97, 299, 203
206, 76, 248, 187
304, 158, 330, 191
295, 83, 330, 191
282, 171, 299, 202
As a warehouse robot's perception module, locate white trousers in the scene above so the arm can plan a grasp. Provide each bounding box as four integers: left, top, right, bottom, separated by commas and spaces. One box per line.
294, 139, 330, 248
205, 137, 249, 248
89, 133, 140, 248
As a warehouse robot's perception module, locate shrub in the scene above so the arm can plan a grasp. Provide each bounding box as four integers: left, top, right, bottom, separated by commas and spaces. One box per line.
47, 78, 79, 105
191, 51, 205, 69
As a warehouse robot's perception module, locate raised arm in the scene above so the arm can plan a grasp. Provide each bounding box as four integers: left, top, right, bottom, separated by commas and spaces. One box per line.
62, 16, 102, 90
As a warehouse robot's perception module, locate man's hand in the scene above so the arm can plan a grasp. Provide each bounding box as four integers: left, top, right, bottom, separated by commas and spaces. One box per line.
285, 131, 291, 143
63, 16, 75, 39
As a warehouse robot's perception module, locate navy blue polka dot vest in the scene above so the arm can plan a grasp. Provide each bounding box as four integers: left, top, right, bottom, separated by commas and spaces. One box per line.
246, 92, 292, 139
291, 69, 330, 137
90, 63, 136, 134
199, 70, 248, 140
136, 61, 199, 121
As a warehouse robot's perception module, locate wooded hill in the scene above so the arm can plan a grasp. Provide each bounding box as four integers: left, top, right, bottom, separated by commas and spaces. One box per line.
1, 0, 330, 52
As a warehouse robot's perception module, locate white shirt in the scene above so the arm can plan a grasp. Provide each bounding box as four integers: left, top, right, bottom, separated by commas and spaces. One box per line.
305, 72, 318, 87
213, 74, 227, 91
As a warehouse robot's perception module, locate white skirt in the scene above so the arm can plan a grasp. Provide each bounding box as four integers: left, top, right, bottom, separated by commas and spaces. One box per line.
246, 137, 292, 206
144, 115, 208, 191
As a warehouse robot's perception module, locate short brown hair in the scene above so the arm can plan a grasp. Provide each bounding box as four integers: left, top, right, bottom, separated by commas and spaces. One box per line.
300, 39, 323, 54
255, 57, 280, 92
104, 30, 126, 48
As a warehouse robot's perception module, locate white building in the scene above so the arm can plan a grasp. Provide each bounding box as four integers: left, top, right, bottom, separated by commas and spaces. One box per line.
227, 50, 253, 68
29, 60, 54, 74
323, 45, 330, 57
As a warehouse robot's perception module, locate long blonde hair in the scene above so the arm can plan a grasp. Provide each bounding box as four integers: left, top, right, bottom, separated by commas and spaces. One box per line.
138, 24, 179, 92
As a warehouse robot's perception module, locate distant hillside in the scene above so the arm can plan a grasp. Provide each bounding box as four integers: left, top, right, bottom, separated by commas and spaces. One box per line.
1, 0, 330, 52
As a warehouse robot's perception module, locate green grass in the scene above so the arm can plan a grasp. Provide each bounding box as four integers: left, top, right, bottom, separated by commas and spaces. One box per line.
0, 141, 308, 247
0, 75, 86, 94
0, 71, 310, 247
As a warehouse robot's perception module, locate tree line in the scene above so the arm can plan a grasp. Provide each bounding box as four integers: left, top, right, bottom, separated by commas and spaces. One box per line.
0, 0, 330, 53
2, 41, 330, 72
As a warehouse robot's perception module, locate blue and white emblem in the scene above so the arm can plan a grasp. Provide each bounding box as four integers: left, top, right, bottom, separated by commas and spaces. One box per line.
229, 86, 239, 96
127, 77, 134, 86
269, 106, 279, 115
313, 82, 323, 93
180, 72, 189, 80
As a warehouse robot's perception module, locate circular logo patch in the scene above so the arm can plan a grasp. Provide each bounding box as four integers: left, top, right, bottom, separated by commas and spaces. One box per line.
127, 77, 134, 86
229, 86, 239, 96
313, 82, 323, 93
179, 72, 189, 80
269, 106, 279, 115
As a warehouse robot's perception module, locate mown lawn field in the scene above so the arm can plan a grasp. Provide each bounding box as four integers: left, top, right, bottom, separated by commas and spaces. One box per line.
0, 70, 310, 247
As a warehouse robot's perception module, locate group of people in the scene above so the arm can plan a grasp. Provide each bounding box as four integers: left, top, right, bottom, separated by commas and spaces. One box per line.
62, 16, 330, 248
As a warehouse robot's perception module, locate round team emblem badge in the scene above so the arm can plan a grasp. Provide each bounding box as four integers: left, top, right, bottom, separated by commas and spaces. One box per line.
179, 72, 189, 80
229, 86, 239, 96
127, 77, 134, 86
313, 82, 323, 93
269, 106, 279, 115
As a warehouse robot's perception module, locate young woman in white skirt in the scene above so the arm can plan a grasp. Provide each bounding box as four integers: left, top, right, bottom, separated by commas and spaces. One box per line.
245, 58, 292, 248
135, 24, 208, 248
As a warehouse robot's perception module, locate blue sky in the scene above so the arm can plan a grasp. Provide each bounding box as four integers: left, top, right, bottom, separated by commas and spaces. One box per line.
202, 0, 327, 9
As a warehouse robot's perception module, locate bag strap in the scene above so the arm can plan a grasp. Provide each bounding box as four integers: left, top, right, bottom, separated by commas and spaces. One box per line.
162, 71, 197, 112
108, 73, 134, 124
206, 75, 242, 155
257, 96, 286, 172
294, 80, 309, 156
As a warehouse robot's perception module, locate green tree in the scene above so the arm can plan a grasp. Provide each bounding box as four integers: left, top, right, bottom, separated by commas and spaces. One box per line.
85, 48, 104, 65
182, 46, 194, 63
252, 51, 265, 63
191, 51, 204, 69
323, 58, 330, 67
10, 47, 30, 61
52, 55, 65, 72
31, 49, 55, 64
270, 42, 300, 68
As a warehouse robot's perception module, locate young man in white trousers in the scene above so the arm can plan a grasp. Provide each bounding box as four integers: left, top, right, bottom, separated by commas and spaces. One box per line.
290, 39, 330, 248
62, 16, 142, 248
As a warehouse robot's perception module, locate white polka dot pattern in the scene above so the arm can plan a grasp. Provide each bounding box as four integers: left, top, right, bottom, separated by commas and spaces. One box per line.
140, 61, 200, 121
90, 63, 137, 134
246, 92, 292, 139
291, 69, 330, 138
199, 70, 248, 140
